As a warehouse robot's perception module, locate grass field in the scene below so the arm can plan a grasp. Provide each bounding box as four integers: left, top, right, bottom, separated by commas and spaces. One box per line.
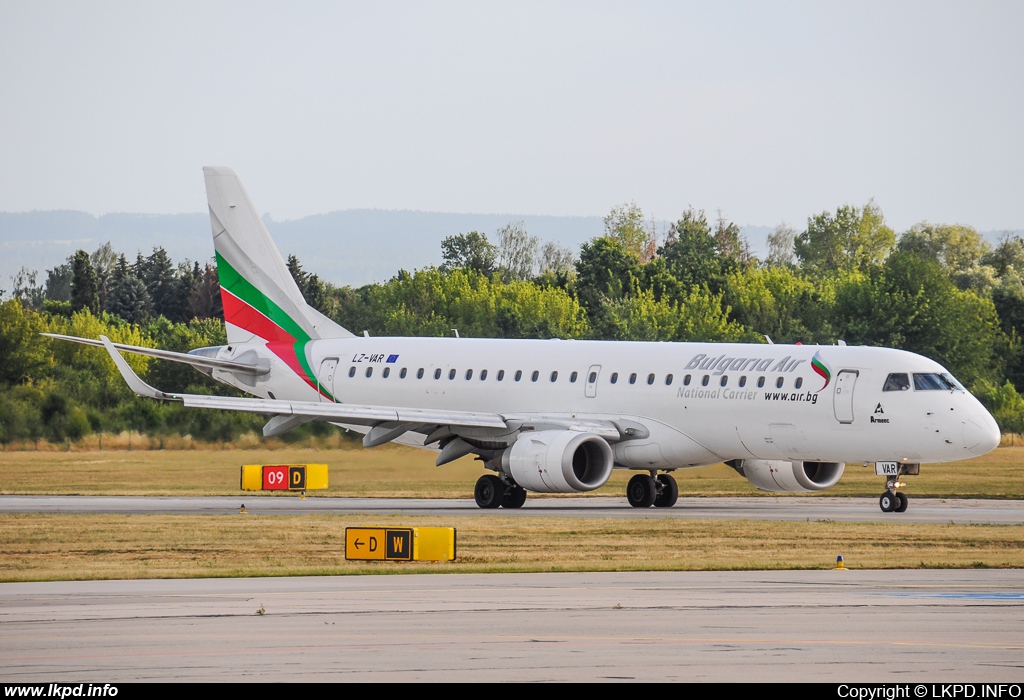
2, 444, 1021, 582
1, 443, 1023, 499
2, 513, 1022, 582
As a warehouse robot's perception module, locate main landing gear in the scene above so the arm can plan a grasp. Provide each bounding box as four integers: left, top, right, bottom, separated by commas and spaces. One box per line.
474, 474, 527, 509
627, 472, 678, 508
879, 478, 909, 514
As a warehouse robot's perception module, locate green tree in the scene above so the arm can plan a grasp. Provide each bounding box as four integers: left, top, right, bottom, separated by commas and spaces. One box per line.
45, 261, 73, 302
40, 392, 91, 443
794, 201, 895, 277
0, 299, 52, 384
286, 254, 333, 315
765, 223, 797, 268
361, 267, 587, 339
440, 231, 498, 275
496, 222, 539, 281
981, 235, 1024, 278
602, 287, 751, 342
973, 380, 1024, 435
90, 242, 118, 311
70, 250, 100, 315
659, 208, 722, 291
172, 261, 202, 323
574, 237, 641, 329
713, 211, 753, 268
139, 247, 178, 319
833, 250, 1005, 386
11, 267, 45, 309
191, 262, 223, 321
105, 254, 152, 324
537, 241, 575, 278
898, 223, 990, 273
604, 202, 654, 262
0, 387, 42, 449
638, 256, 683, 303
723, 266, 822, 344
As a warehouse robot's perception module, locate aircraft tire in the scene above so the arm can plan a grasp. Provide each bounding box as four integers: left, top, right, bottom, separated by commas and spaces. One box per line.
502, 486, 528, 509
654, 474, 679, 508
879, 491, 896, 513
475, 475, 506, 509
894, 492, 908, 513
627, 474, 657, 508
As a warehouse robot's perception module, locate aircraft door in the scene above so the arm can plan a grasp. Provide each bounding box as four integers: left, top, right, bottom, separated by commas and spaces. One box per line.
585, 365, 601, 398
833, 369, 859, 423
317, 358, 338, 403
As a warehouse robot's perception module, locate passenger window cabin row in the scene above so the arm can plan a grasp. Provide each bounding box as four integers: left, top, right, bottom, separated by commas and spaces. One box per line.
344, 365, 807, 390
342, 367, 965, 393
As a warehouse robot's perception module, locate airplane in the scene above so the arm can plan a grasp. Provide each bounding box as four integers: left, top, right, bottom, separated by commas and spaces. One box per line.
45, 167, 1002, 513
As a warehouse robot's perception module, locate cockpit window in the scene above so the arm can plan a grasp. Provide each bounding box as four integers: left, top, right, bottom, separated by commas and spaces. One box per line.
883, 373, 910, 391
913, 373, 959, 391
941, 373, 964, 391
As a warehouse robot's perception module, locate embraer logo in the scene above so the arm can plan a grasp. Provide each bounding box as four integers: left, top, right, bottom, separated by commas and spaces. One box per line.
871, 403, 890, 423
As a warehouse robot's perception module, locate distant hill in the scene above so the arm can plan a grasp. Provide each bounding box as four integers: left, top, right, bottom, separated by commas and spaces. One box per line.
1, 210, 1019, 291
0, 209, 605, 289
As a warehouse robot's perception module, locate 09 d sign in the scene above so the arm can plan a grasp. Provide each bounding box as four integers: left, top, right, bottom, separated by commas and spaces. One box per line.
262, 465, 306, 491
240, 463, 328, 492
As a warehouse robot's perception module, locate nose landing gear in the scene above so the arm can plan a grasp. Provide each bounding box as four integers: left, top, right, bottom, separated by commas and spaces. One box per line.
874, 462, 918, 513
879, 480, 909, 513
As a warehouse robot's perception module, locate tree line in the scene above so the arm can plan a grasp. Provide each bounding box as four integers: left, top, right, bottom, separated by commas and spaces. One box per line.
4, 199, 1024, 447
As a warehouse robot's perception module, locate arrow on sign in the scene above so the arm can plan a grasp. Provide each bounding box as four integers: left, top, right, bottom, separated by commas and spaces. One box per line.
354, 539, 364, 549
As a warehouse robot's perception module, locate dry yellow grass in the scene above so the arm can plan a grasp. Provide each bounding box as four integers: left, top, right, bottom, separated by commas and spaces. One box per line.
2, 513, 1021, 582
1, 442, 1023, 499
3, 443, 1020, 582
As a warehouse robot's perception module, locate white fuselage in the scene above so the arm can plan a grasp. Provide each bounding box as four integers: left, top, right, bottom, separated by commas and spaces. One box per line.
214, 337, 1001, 468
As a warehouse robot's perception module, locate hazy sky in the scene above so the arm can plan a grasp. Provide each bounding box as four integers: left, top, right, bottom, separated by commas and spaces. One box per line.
1, 1, 1021, 231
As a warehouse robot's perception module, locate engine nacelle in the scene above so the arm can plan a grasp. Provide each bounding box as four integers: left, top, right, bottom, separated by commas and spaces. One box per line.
501, 430, 614, 493
729, 459, 845, 493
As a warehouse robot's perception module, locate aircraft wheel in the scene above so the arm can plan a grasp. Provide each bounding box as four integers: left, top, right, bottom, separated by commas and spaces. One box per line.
879, 491, 896, 513
654, 473, 679, 508
894, 492, 908, 513
502, 485, 528, 509
627, 474, 657, 508
475, 474, 506, 509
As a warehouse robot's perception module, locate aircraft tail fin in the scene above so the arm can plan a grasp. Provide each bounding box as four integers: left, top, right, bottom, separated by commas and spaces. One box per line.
203, 166, 354, 344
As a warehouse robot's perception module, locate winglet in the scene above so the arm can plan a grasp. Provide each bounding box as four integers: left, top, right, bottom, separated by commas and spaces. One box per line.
99, 335, 180, 401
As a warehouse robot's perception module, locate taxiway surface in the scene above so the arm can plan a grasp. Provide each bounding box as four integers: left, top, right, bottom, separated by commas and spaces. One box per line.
2, 570, 1022, 682
2, 495, 1022, 524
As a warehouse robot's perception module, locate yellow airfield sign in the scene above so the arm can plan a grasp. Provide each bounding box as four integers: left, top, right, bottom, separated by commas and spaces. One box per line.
345, 527, 456, 562
240, 464, 328, 491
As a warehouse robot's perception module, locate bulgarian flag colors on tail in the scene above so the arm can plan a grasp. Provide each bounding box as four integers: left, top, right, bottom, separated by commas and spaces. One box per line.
216, 252, 335, 401
811, 351, 831, 393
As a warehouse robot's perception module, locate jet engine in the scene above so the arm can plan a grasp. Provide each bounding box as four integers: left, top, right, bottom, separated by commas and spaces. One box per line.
728, 459, 845, 493
500, 430, 614, 493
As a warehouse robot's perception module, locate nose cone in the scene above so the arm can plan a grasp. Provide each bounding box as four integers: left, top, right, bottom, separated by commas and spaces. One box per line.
963, 411, 1001, 456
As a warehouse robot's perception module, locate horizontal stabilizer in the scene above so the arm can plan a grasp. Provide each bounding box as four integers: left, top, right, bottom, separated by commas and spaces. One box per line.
43, 333, 267, 375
